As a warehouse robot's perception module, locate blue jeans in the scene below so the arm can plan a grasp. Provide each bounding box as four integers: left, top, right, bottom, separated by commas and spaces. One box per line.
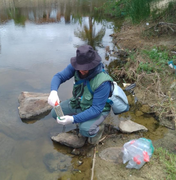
51, 99, 110, 137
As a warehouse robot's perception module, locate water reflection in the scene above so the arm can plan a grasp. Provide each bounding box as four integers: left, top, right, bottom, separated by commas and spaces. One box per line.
74, 17, 105, 49
0, 1, 105, 48
0, 0, 107, 25
0, 1, 113, 180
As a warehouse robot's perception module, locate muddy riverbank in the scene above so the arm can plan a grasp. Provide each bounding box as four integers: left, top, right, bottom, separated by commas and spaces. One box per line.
74, 22, 176, 180
95, 21, 176, 179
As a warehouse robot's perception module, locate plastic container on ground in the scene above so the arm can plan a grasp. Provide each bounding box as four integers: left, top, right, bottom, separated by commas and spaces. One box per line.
122, 138, 154, 169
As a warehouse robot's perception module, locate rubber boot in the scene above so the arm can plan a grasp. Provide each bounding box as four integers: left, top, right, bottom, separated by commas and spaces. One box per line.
88, 124, 104, 145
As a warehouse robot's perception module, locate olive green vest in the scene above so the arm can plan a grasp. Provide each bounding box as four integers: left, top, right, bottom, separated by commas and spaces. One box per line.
70, 71, 113, 111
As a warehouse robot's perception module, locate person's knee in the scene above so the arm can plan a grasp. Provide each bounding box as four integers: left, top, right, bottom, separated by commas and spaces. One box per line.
79, 124, 97, 137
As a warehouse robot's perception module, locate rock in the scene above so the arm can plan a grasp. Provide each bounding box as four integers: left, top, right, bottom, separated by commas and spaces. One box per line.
43, 152, 71, 172
71, 148, 82, 156
119, 120, 148, 133
18, 91, 52, 120
99, 147, 123, 164
51, 133, 86, 148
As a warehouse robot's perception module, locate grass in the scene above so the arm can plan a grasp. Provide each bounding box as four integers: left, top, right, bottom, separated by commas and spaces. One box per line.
96, 0, 153, 23
137, 46, 176, 74
153, 147, 176, 180
124, 46, 174, 74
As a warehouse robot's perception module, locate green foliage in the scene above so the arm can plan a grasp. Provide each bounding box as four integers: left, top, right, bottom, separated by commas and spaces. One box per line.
137, 62, 155, 74
97, 0, 126, 18
98, 0, 176, 24
97, 0, 152, 23
143, 47, 170, 67
154, 147, 176, 180
135, 46, 176, 74
128, 0, 151, 23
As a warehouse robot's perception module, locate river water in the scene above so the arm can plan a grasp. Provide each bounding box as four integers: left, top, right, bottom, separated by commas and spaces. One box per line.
0, 0, 170, 180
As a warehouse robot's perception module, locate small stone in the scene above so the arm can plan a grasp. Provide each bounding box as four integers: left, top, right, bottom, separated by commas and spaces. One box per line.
78, 161, 83, 166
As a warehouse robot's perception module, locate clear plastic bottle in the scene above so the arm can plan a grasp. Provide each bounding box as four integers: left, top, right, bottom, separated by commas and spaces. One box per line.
122, 140, 132, 164
122, 138, 154, 169
54, 101, 64, 119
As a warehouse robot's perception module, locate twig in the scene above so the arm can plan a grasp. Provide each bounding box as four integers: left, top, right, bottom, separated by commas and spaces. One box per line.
168, 25, 175, 32
158, 22, 176, 27
99, 135, 107, 143
91, 146, 97, 180
166, 114, 176, 117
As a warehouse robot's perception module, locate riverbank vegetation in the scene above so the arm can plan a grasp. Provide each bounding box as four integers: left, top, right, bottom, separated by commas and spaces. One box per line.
97, 0, 176, 130
98, 0, 176, 24
153, 147, 176, 179
97, 1, 176, 178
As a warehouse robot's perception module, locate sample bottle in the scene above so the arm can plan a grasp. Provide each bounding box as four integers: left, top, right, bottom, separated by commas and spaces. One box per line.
54, 101, 64, 119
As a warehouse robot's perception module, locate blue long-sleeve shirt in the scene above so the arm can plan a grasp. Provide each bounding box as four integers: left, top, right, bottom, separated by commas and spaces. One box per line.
51, 64, 111, 123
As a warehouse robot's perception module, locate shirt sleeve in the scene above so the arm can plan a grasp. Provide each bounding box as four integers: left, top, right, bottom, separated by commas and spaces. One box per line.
51, 64, 75, 91
73, 81, 111, 123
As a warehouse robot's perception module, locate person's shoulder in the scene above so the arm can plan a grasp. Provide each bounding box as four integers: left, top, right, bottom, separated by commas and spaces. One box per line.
67, 63, 75, 71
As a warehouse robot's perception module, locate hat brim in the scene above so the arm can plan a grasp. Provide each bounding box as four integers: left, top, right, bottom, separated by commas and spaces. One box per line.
71, 52, 101, 70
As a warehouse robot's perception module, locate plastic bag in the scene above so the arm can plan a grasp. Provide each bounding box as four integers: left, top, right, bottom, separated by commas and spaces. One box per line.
122, 138, 154, 169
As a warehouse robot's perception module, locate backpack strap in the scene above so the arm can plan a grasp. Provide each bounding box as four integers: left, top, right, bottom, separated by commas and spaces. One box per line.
86, 79, 113, 105
86, 80, 94, 95
106, 98, 113, 105
74, 79, 86, 85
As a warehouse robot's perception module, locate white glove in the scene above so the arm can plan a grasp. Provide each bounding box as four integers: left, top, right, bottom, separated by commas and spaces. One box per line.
48, 90, 60, 107
57, 115, 74, 125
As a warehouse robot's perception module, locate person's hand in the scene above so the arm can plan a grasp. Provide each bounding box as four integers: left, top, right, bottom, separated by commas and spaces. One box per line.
57, 115, 74, 125
48, 90, 60, 107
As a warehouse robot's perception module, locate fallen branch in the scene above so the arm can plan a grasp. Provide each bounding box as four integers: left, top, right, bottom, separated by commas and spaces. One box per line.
91, 146, 97, 180
145, 22, 176, 34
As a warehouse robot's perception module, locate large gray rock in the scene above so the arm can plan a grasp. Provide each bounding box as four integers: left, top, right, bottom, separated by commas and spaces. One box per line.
119, 120, 148, 133
18, 91, 52, 119
51, 133, 86, 148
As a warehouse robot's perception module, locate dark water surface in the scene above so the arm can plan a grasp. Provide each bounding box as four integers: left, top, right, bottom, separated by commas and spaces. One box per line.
0, 0, 169, 180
